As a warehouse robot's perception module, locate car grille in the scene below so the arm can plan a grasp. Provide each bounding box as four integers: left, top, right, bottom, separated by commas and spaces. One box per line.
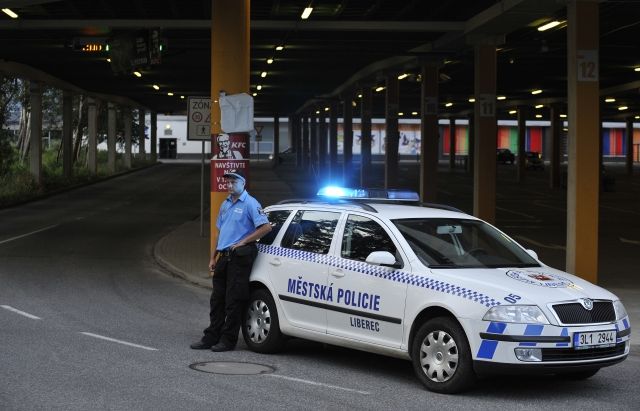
541, 343, 626, 362
552, 301, 615, 324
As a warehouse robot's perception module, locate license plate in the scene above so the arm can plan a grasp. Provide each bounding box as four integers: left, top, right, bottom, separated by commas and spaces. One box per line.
573, 330, 616, 349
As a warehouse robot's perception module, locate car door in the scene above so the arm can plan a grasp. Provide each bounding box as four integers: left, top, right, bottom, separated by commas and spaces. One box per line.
266, 208, 341, 333
326, 213, 408, 348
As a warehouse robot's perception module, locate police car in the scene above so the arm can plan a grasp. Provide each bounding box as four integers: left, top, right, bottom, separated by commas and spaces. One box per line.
241, 187, 630, 393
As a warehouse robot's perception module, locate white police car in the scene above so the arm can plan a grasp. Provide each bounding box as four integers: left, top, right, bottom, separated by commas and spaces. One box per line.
241, 187, 630, 393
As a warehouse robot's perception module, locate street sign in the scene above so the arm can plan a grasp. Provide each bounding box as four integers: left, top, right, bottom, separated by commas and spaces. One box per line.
187, 96, 211, 141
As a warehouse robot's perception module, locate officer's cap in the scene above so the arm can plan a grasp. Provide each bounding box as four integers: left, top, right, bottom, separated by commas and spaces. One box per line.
223, 170, 246, 183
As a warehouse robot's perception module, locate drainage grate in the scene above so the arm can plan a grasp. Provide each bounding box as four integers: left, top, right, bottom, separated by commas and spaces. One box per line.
189, 361, 275, 375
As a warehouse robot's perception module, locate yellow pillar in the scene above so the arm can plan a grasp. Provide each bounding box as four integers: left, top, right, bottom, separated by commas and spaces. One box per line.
566, 1, 599, 283
210, 0, 250, 252
420, 62, 439, 203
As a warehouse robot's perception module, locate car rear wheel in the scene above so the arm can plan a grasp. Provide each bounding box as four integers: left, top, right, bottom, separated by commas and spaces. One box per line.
411, 317, 476, 394
242, 289, 285, 353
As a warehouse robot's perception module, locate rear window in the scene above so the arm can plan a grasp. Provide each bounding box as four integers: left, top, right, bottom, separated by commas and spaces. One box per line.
259, 210, 292, 245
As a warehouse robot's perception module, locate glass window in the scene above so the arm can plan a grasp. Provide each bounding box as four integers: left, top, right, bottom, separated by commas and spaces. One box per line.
259, 210, 292, 246
281, 210, 340, 254
341, 214, 398, 263
393, 218, 540, 269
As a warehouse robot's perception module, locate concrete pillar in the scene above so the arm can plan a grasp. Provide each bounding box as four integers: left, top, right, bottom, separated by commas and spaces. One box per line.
342, 93, 354, 184
150, 112, 157, 162
448, 117, 456, 170
626, 117, 634, 176
272, 114, 279, 168
329, 100, 338, 180
302, 116, 310, 171
310, 114, 318, 174
517, 106, 527, 182
318, 110, 327, 178
107, 102, 117, 173
385, 73, 399, 188
420, 62, 439, 202
62, 90, 73, 179
294, 116, 303, 168
87, 97, 98, 176
550, 104, 562, 188
360, 86, 373, 187
124, 108, 132, 168
566, 0, 600, 282
29, 81, 42, 185
467, 113, 475, 174
138, 108, 146, 159
473, 42, 498, 224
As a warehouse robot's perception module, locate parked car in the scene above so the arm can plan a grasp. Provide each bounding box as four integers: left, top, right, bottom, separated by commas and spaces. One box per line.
269, 147, 294, 163
525, 151, 544, 170
243, 187, 630, 394
496, 148, 515, 164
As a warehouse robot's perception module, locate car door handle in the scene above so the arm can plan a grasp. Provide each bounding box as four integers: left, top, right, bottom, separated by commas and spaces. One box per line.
269, 258, 282, 266
330, 269, 345, 278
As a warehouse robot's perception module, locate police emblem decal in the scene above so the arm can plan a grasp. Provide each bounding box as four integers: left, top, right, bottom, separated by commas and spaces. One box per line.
580, 298, 594, 310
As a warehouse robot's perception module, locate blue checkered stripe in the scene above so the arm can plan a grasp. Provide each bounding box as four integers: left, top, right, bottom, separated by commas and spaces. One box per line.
258, 244, 501, 308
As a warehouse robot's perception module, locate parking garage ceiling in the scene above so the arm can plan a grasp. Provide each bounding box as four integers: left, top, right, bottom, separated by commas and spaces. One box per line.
0, 0, 638, 120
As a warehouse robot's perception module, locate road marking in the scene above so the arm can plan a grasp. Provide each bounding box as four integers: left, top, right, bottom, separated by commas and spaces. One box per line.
620, 237, 640, 246
0, 224, 59, 245
79, 332, 158, 351
532, 201, 565, 212
1, 305, 42, 320
496, 207, 536, 219
514, 235, 565, 250
601, 205, 640, 216
266, 374, 370, 395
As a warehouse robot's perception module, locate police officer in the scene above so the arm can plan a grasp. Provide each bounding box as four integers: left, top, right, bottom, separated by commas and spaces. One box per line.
191, 170, 271, 352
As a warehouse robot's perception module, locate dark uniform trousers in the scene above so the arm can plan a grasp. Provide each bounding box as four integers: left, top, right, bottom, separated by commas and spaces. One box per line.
203, 244, 258, 347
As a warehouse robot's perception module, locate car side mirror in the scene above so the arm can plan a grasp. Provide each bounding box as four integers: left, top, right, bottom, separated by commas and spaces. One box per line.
366, 251, 400, 268
525, 249, 539, 260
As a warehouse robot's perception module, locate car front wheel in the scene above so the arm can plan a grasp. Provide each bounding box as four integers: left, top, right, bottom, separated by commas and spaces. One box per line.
411, 317, 476, 394
242, 288, 285, 353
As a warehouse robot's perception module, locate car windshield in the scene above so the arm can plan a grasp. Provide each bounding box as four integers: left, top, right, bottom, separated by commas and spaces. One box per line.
392, 218, 540, 269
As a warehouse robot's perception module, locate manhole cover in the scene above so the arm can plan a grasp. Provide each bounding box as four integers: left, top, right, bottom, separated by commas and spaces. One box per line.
189, 361, 275, 375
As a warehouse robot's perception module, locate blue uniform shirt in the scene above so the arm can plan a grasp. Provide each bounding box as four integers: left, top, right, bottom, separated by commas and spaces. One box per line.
216, 190, 268, 251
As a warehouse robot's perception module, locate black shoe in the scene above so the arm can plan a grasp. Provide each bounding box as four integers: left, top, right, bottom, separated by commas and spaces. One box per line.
190, 340, 215, 350
210, 342, 234, 352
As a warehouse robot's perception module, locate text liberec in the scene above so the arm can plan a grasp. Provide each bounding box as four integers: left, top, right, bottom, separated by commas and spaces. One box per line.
288, 277, 381, 311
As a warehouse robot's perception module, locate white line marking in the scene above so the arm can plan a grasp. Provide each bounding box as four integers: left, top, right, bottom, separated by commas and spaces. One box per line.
1, 305, 42, 320
601, 205, 640, 216
532, 201, 565, 212
79, 332, 158, 351
265, 374, 370, 395
620, 237, 640, 246
0, 224, 59, 245
514, 235, 566, 250
496, 207, 536, 219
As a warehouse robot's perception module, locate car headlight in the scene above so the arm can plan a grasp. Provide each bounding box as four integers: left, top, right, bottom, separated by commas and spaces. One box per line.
483, 305, 550, 324
613, 300, 628, 320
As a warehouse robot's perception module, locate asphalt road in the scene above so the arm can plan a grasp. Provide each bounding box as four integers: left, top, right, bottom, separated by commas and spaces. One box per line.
1, 162, 638, 410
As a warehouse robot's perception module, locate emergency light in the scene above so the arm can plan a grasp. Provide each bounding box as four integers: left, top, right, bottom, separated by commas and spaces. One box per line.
317, 186, 419, 201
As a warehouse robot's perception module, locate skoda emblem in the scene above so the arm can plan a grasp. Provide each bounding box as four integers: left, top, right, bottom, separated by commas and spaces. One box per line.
580, 298, 594, 310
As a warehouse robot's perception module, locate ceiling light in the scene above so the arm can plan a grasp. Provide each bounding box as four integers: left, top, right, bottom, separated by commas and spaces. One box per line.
445, 102, 453, 107
357, 93, 363, 98
535, 114, 543, 118
605, 98, 616, 103
2, 8, 18, 18
275, 45, 284, 51
267, 58, 274, 64
497, 96, 506, 100
618, 106, 628, 111
352, 101, 357, 107
133, 71, 142, 78
252, 92, 257, 97
399, 112, 404, 116
301, 7, 313, 20
260, 71, 267, 78
468, 98, 476, 103
563, 128, 569, 132
397, 73, 409, 80
411, 111, 418, 116
180, 95, 185, 99
324, 107, 329, 111
560, 114, 567, 118
375, 86, 385, 92
106, 58, 111, 63
635, 115, 640, 119
256, 85, 262, 90
535, 104, 544, 109
538, 20, 562, 31
167, 92, 174, 96
531, 89, 543, 95
634, 67, 640, 72
165, 124, 171, 129
152, 84, 160, 90
509, 110, 517, 115
315, 110, 320, 114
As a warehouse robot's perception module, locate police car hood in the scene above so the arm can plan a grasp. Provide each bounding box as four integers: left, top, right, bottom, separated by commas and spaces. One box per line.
428, 265, 618, 305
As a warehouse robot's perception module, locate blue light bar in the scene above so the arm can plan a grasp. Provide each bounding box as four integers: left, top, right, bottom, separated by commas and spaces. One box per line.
316, 186, 419, 201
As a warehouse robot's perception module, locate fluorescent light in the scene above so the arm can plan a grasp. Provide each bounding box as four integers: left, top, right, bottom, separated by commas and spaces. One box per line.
398, 112, 404, 116
535, 104, 544, 109
357, 93, 363, 98
636, 115, 640, 119
180, 95, 185, 99
375, 86, 385, 92
397, 73, 409, 80
267, 58, 273, 64
468, 98, 476, 103
252, 92, 257, 97
260, 71, 267, 78
635, 67, 640, 72
165, 124, 171, 129
106, 58, 111, 63
538, 20, 562, 31
301, 7, 313, 19
133, 71, 142, 78
315, 110, 320, 114
605, 98, 616, 103
275, 45, 284, 51
535, 114, 543, 118
497, 96, 506, 100
618, 106, 628, 111
445, 102, 453, 107
152, 84, 160, 90
167, 92, 174, 96
560, 114, 567, 118
411, 111, 418, 115
509, 110, 517, 115
531, 89, 543, 95
324, 107, 329, 111
256, 85, 262, 90
351, 101, 357, 107
2, 8, 18, 18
